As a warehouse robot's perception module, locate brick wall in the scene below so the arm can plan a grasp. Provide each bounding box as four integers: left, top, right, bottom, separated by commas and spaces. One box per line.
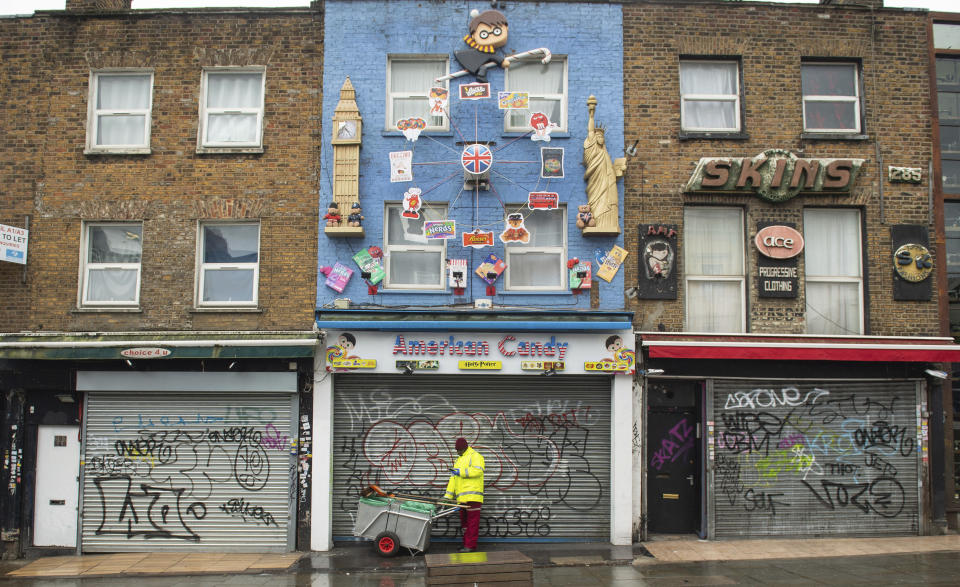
0, 7, 322, 334
622, 1, 934, 336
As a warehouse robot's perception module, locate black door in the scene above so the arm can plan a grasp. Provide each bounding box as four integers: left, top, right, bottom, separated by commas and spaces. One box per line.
646, 381, 700, 533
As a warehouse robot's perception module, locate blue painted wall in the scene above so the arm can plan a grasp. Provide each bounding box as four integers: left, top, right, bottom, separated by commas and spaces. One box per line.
318, 0, 624, 310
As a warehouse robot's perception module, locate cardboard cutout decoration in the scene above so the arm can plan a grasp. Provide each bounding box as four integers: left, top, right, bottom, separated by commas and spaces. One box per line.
500, 212, 531, 243
460, 83, 491, 100
396, 118, 426, 142
390, 150, 413, 182
475, 253, 506, 284
541, 147, 564, 178
448, 259, 468, 293
424, 220, 456, 240
568, 258, 592, 290
402, 188, 422, 219
530, 112, 556, 142
429, 87, 449, 117
498, 92, 529, 110
596, 245, 628, 282
352, 248, 385, 285
321, 262, 353, 293
462, 229, 495, 248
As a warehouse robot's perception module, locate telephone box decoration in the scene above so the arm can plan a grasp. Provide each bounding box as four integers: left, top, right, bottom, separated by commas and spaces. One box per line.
638, 224, 677, 299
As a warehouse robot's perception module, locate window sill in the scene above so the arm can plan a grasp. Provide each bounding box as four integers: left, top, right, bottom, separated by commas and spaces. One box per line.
84, 147, 151, 156
679, 131, 749, 141
73, 307, 142, 313
501, 131, 570, 139
381, 130, 453, 138
195, 146, 264, 155
191, 306, 263, 313
499, 290, 575, 297
800, 132, 869, 141
378, 289, 449, 295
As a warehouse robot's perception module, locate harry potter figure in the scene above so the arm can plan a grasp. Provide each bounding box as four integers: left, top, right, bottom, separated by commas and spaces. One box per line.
455, 10, 510, 83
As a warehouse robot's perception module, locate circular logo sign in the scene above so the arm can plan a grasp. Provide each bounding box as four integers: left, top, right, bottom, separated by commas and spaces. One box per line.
894, 243, 933, 282
754, 225, 804, 259
461, 143, 493, 175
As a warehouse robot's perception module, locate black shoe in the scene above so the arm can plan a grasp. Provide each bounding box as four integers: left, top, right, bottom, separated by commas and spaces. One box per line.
458, 547, 475, 553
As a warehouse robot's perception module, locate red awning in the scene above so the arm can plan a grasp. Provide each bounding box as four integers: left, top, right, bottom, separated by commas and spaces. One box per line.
640, 333, 960, 363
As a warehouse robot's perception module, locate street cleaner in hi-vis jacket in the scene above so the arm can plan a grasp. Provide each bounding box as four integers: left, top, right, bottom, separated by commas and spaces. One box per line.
444, 437, 485, 552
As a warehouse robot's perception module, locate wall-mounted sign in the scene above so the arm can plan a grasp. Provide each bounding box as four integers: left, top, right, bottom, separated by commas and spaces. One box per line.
596, 245, 628, 282
757, 222, 799, 298
390, 150, 413, 183
685, 149, 864, 203
638, 224, 677, 299
330, 358, 377, 369
520, 361, 565, 371
755, 225, 804, 259
396, 360, 439, 370
888, 166, 922, 184
0, 223, 28, 265
498, 91, 529, 110
459, 360, 502, 370
120, 348, 171, 359
424, 220, 456, 240
894, 243, 933, 283
460, 83, 491, 100
892, 225, 932, 301
528, 191, 559, 210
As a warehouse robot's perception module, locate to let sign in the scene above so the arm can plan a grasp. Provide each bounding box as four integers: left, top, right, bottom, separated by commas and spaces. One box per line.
0, 223, 28, 265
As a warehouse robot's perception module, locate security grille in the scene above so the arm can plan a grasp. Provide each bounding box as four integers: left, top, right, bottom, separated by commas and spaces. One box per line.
81, 390, 296, 552
332, 374, 611, 539
711, 380, 920, 538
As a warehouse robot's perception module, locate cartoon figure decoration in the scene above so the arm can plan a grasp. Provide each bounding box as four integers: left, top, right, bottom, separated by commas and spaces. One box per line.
500, 212, 530, 243
576, 204, 595, 231
402, 188, 422, 219
437, 9, 551, 84
582, 96, 626, 236
429, 87, 449, 117
396, 118, 427, 142
644, 240, 673, 279
530, 112, 556, 142
348, 202, 364, 227
604, 335, 636, 374
324, 202, 341, 227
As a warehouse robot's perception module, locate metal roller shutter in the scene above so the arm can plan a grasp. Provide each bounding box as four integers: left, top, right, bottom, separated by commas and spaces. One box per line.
710, 380, 920, 538
81, 391, 296, 552
333, 374, 611, 539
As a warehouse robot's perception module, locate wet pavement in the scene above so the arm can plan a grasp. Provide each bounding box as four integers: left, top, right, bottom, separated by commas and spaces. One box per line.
1, 536, 958, 585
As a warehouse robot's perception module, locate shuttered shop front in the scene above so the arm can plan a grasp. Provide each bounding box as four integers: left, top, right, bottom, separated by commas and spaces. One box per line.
78, 372, 298, 552
710, 380, 921, 538
332, 374, 612, 540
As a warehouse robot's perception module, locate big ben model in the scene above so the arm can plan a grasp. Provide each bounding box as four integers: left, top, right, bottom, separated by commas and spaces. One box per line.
327, 77, 363, 237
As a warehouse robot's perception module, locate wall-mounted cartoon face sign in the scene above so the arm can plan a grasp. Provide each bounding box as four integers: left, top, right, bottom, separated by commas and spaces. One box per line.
471, 10, 509, 49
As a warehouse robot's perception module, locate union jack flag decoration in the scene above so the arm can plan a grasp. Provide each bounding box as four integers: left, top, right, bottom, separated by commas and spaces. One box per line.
461, 143, 493, 174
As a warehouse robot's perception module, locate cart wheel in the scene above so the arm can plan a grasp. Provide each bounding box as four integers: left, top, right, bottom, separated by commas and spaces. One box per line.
375, 531, 401, 557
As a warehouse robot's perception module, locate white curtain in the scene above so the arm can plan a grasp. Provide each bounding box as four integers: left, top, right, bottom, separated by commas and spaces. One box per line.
202, 268, 254, 302
684, 207, 744, 332
391, 60, 446, 126
206, 72, 262, 143
87, 268, 138, 302
96, 74, 149, 146
386, 205, 445, 287
508, 252, 561, 287
388, 251, 443, 285
506, 209, 563, 288
804, 208, 862, 334
507, 59, 564, 128
680, 62, 737, 130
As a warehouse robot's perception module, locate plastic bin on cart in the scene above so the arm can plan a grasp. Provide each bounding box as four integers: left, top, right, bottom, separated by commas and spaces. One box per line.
353, 495, 449, 556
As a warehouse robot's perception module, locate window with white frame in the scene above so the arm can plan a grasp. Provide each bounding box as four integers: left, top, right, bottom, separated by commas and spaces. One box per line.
197, 222, 260, 306
803, 208, 863, 335
684, 207, 745, 332
504, 56, 567, 132
384, 204, 447, 289
198, 68, 265, 149
504, 207, 566, 290
80, 222, 142, 306
86, 71, 153, 153
679, 60, 740, 133
801, 62, 862, 133
386, 56, 449, 131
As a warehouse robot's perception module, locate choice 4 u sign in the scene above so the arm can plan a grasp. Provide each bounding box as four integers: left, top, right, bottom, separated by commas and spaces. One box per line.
0, 223, 28, 265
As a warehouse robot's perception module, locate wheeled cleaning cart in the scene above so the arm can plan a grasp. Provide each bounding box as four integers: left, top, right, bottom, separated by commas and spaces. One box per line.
353, 495, 461, 556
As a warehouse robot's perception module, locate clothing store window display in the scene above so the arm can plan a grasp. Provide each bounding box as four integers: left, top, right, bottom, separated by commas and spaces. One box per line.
443, 437, 485, 552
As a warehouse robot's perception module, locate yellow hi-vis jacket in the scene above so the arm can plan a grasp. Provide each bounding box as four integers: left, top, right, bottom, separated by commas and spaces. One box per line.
444, 446, 485, 504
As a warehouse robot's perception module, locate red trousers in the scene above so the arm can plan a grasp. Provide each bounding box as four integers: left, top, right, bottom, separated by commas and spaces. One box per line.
459, 501, 482, 549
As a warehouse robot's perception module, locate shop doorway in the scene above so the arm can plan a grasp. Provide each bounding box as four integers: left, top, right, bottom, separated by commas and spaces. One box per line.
33, 425, 80, 547
646, 381, 700, 534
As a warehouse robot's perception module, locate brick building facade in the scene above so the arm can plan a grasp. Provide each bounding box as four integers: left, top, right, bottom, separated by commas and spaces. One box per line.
0, 0, 321, 556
